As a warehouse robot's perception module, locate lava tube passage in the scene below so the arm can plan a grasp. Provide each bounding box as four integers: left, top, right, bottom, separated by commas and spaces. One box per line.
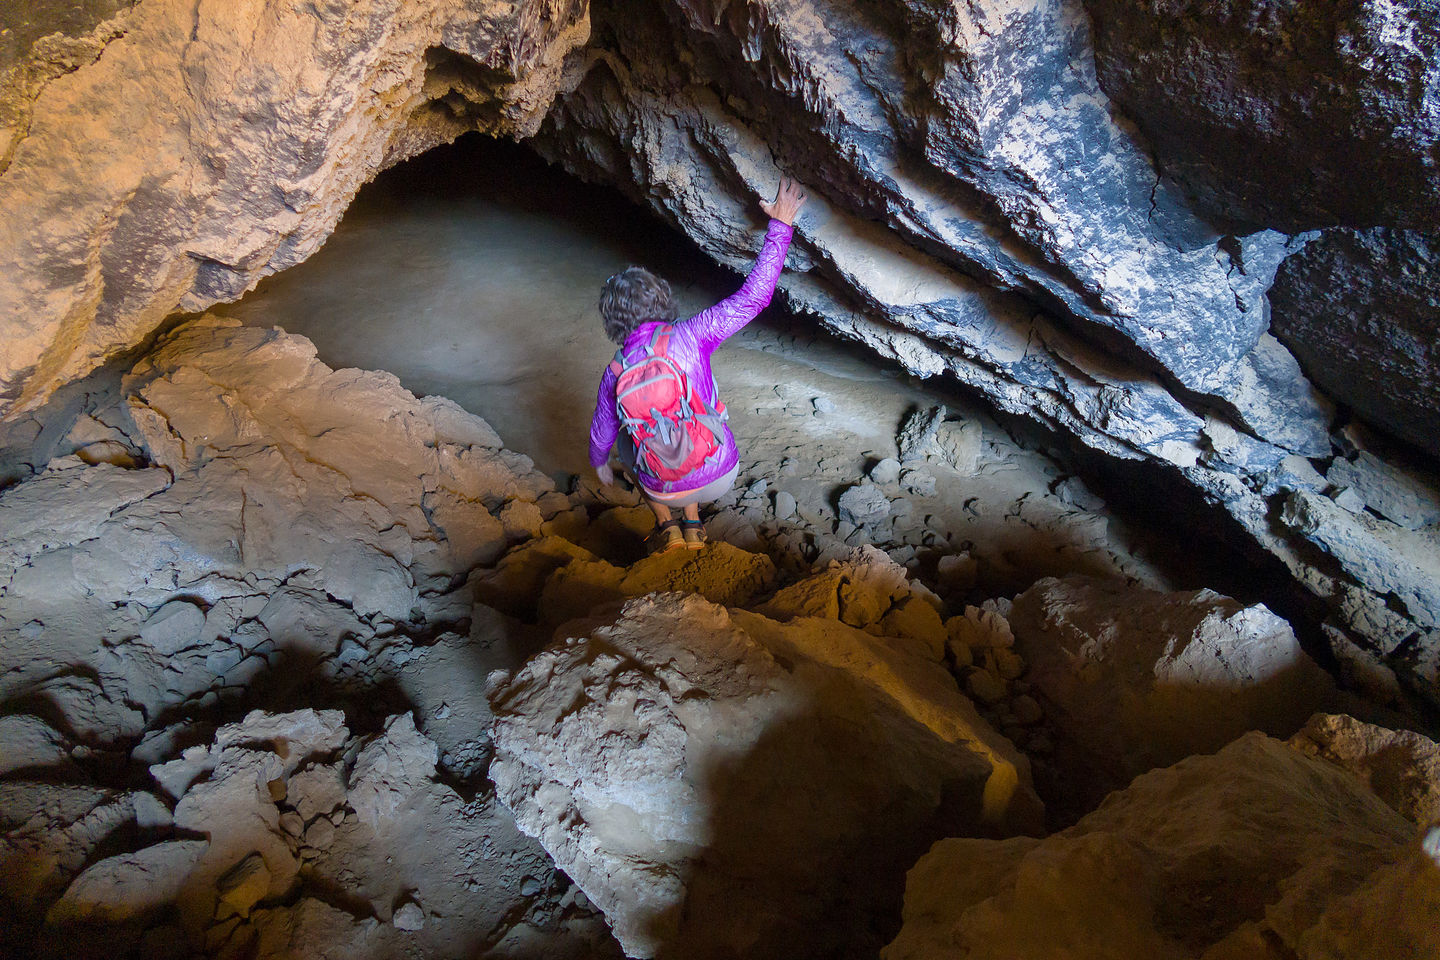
1, 3, 1438, 960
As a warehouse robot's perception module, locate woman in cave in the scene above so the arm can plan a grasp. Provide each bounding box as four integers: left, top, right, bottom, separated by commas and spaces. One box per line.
589, 177, 807, 552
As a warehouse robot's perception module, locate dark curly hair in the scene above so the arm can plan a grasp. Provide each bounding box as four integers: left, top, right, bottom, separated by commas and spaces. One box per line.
599, 267, 675, 344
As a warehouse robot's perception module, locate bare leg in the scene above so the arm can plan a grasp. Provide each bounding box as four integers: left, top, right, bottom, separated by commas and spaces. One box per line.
681, 503, 700, 523
645, 497, 673, 525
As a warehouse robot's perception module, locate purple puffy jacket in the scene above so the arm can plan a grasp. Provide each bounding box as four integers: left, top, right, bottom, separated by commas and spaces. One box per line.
589, 219, 794, 494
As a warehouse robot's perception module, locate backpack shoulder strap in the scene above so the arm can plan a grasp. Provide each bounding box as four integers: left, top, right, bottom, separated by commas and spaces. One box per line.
609, 349, 625, 377
649, 324, 673, 356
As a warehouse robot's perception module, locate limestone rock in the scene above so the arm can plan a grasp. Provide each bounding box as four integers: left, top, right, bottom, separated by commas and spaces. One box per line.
392, 901, 426, 932
882, 732, 1426, 960
1289, 713, 1440, 828
837, 483, 891, 527
1087, 0, 1440, 231
216, 852, 271, 919
489, 592, 1042, 960
348, 713, 439, 830
0, 318, 550, 749
1008, 576, 1335, 787
0, 714, 69, 776
538, 540, 777, 627
0, 0, 591, 416
46, 839, 209, 926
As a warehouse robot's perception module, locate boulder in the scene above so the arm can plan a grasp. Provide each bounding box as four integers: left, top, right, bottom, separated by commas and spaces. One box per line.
1289, 713, 1440, 828
1008, 575, 1335, 792
488, 592, 1043, 960
1087, 0, 1440, 231
1270, 228, 1440, 459
883, 732, 1429, 960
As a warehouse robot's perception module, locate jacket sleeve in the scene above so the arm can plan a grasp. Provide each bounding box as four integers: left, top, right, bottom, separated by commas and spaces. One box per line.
681, 219, 793, 354
589, 364, 620, 468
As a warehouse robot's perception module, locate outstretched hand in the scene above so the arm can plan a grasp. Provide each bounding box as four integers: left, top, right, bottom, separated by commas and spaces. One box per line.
760, 177, 808, 226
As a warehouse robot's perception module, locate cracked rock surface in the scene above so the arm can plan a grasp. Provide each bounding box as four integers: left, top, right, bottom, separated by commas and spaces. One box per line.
488, 576, 1043, 960
2, 0, 1438, 709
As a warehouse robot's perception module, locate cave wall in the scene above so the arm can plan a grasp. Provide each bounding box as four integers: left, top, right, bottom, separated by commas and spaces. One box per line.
1, 0, 1438, 708
0, 0, 589, 413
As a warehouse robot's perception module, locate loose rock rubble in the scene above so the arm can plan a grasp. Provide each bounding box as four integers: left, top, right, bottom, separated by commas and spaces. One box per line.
2, 319, 1437, 960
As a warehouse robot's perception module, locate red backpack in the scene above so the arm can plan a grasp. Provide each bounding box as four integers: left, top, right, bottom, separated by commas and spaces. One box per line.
611, 325, 728, 483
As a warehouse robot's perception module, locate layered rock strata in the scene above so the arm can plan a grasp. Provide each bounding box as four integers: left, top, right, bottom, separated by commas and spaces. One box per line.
1270, 227, 1440, 460
525, 1, 1438, 706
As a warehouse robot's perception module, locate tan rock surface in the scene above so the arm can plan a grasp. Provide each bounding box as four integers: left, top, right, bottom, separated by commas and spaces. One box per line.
883, 731, 1429, 960
0, 0, 588, 417
488, 590, 1043, 960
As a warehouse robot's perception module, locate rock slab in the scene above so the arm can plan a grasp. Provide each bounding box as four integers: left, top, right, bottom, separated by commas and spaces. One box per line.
488, 591, 1042, 960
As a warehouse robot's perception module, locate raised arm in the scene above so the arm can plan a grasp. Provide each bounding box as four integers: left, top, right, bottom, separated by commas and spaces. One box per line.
682, 178, 807, 353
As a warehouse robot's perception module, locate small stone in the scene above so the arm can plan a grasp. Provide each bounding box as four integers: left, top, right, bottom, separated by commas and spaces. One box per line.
280, 811, 305, 837
838, 484, 891, 526
216, 853, 270, 919
869, 458, 902, 485
433, 702, 452, 720
749, 478, 768, 497
499, 500, 544, 541
965, 669, 1007, 705
266, 779, 287, 803
305, 816, 336, 851
1331, 486, 1366, 513
813, 396, 836, 414
520, 876, 543, 896
393, 902, 425, 932
774, 491, 797, 520
901, 468, 936, 497
993, 648, 1026, 680
936, 552, 977, 593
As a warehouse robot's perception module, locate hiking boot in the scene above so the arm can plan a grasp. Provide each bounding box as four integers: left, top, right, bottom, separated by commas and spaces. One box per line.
651, 519, 686, 554
680, 518, 707, 550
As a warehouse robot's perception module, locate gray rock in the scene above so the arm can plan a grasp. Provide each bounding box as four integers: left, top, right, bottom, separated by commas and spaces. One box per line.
392, 901, 425, 931
1009, 576, 1336, 791
869, 458, 902, 486
1271, 228, 1440, 459
884, 733, 1424, 959
1327, 452, 1440, 530
838, 484, 892, 527
901, 468, 936, 497
138, 600, 206, 655
897, 407, 946, 465
773, 490, 797, 521
1088, 0, 1440, 231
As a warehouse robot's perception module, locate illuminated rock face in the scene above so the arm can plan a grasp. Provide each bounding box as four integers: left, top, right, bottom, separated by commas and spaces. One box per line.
882, 732, 1439, 960
0, 0, 589, 414
488, 586, 1044, 960
1, 0, 1438, 704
